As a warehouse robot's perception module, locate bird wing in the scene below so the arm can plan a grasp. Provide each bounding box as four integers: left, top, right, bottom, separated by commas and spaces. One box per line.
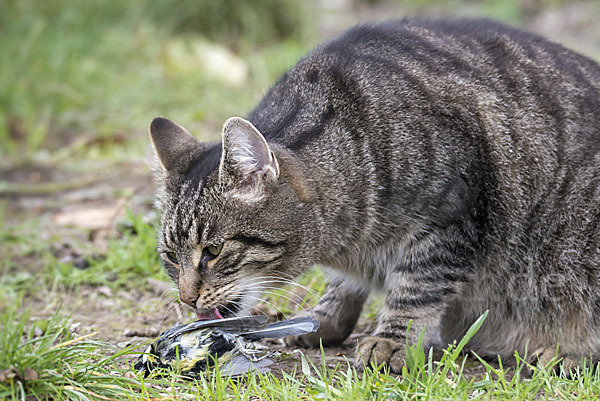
221, 355, 273, 377
241, 317, 320, 340
164, 315, 269, 339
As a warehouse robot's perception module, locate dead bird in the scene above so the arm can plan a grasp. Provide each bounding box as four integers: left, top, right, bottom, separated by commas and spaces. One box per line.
134, 315, 319, 377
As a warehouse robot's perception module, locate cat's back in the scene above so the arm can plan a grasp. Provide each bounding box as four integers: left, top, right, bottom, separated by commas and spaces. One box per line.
250, 18, 600, 149
320, 18, 600, 87
247, 18, 600, 253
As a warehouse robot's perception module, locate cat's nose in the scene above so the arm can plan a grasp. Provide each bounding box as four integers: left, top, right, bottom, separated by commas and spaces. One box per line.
179, 274, 201, 308
179, 281, 199, 308
179, 292, 198, 308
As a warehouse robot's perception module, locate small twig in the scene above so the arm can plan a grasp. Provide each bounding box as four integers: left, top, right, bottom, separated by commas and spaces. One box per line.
51, 331, 99, 349
63, 385, 119, 401
91, 183, 144, 247
123, 328, 160, 338
0, 175, 112, 195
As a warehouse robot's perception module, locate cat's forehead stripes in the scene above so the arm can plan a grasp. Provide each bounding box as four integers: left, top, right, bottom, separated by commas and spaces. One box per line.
164, 183, 204, 247
163, 182, 201, 248
162, 175, 225, 250
159, 142, 224, 250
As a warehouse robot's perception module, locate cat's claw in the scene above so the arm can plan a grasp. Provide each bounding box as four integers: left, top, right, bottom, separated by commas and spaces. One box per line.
355, 336, 406, 374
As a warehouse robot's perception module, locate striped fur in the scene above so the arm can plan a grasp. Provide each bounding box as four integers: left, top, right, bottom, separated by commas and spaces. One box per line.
151, 18, 600, 372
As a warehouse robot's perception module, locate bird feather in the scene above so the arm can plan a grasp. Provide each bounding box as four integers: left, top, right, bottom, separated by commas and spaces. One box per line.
165, 315, 269, 338
221, 354, 273, 377
241, 317, 320, 340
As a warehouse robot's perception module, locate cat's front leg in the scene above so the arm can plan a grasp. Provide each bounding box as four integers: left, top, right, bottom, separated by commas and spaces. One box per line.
286, 274, 369, 347
356, 272, 459, 373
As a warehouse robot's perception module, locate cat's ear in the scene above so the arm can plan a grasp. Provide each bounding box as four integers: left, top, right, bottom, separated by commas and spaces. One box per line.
149, 117, 202, 174
219, 117, 279, 201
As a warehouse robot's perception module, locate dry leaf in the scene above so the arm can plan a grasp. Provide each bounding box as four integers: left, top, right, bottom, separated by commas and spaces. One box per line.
23, 367, 38, 381
0, 366, 18, 383
53, 203, 124, 230
146, 278, 173, 296
123, 371, 137, 379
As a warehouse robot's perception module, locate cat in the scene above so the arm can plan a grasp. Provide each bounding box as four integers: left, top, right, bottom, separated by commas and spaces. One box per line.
149, 18, 600, 373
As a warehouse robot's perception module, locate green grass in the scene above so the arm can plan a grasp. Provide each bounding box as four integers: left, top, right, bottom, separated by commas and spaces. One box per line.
0, 0, 313, 165
50, 210, 168, 289
0, 208, 167, 296
0, 299, 188, 400
3, 302, 600, 400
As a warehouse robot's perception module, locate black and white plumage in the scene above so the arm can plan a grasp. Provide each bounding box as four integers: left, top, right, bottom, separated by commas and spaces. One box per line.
134, 316, 319, 377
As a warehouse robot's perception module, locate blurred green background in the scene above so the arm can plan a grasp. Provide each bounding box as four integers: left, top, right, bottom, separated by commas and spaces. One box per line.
1, 0, 599, 313
1, 0, 599, 167
0, 0, 313, 165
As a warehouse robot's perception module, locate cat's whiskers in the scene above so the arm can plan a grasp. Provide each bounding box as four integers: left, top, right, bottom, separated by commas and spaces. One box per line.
156, 286, 179, 305
224, 285, 293, 316
225, 283, 313, 316
237, 275, 320, 298
273, 271, 319, 292
244, 285, 310, 306
233, 282, 310, 305
167, 274, 318, 319
229, 275, 322, 314
218, 302, 244, 320
161, 298, 190, 325
230, 297, 289, 320
261, 290, 314, 314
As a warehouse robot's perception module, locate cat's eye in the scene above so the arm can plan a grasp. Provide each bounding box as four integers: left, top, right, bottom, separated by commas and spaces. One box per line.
206, 243, 223, 257
165, 251, 178, 265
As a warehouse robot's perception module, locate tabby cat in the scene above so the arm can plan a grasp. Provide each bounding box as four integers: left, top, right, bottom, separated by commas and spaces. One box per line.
149, 18, 600, 372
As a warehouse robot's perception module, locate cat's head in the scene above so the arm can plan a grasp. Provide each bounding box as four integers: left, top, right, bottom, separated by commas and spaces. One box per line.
149, 117, 316, 319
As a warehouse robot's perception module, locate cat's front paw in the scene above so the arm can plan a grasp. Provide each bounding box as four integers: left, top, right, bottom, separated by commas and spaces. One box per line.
355, 336, 405, 373
284, 313, 350, 348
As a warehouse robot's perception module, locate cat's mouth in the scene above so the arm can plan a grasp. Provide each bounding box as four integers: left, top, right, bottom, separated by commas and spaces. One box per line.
196, 300, 241, 320
196, 308, 223, 320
